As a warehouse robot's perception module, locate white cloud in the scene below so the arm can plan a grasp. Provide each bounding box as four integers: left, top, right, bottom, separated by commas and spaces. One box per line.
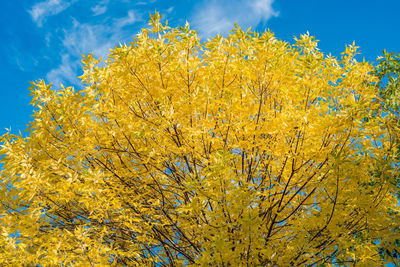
251, 0, 278, 21
114, 10, 137, 28
28, 0, 76, 27
191, 0, 278, 37
46, 54, 80, 87
45, 32, 52, 47
91, 0, 109, 16
166, 7, 174, 13
46, 10, 141, 86
135, 0, 156, 5
62, 20, 112, 59
60, 10, 138, 59
7, 45, 39, 72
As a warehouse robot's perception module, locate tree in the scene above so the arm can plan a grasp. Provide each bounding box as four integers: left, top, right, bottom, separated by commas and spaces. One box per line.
1, 13, 399, 266
373, 50, 400, 266
375, 50, 400, 115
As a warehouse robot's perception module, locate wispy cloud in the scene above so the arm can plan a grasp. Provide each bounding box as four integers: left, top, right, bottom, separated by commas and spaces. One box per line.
46, 54, 79, 86
47, 10, 141, 86
191, 0, 278, 37
62, 19, 112, 59
114, 10, 137, 28
28, 0, 76, 27
135, 0, 157, 6
166, 7, 174, 13
91, 0, 109, 16
62, 10, 139, 58
251, 0, 278, 21
7, 45, 39, 72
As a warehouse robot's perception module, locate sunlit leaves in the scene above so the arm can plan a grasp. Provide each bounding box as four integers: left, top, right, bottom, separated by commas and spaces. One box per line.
0, 12, 399, 266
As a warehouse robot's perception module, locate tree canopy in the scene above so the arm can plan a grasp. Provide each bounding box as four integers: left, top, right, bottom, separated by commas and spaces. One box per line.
1, 13, 399, 266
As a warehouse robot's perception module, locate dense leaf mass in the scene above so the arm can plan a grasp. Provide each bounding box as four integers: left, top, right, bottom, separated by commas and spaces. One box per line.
1, 14, 399, 266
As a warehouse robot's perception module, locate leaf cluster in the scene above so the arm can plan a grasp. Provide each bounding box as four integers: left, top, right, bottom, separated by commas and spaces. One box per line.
0, 13, 399, 266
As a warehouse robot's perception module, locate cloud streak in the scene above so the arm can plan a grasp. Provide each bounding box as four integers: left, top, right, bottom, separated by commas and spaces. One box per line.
47, 9, 140, 86
114, 10, 137, 28
62, 10, 139, 58
91, 0, 109, 16
191, 0, 278, 37
28, 0, 76, 27
46, 54, 79, 87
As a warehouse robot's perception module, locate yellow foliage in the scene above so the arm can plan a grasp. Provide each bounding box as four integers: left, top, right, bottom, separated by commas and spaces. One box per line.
1, 13, 399, 265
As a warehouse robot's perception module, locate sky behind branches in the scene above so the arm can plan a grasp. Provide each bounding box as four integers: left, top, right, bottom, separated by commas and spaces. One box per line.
0, 0, 399, 134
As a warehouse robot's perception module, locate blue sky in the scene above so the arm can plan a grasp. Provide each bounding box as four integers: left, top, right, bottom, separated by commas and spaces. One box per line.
0, 0, 399, 135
